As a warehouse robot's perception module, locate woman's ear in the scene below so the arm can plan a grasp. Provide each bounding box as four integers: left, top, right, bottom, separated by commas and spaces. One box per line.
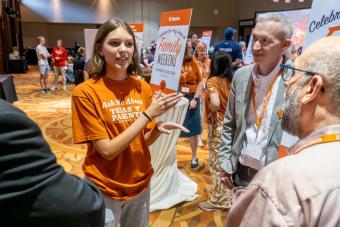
301, 75, 323, 105
96, 44, 103, 56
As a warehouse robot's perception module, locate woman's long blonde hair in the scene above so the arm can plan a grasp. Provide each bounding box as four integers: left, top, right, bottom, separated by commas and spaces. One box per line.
194, 42, 208, 61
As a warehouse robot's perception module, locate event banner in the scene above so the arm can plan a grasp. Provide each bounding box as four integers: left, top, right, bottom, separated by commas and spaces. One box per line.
129, 23, 144, 55
201, 31, 213, 49
244, 8, 311, 65
84, 29, 99, 60
303, 0, 340, 48
150, 9, 193, 93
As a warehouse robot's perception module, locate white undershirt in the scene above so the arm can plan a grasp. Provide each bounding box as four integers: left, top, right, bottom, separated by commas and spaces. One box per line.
239, 60, 282, 170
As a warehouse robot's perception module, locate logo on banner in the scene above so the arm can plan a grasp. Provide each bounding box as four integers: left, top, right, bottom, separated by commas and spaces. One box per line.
169, 17, 180, 22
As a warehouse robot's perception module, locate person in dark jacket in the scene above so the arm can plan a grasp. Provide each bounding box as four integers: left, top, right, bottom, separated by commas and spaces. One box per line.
0, 99, 105, 227
214, 27, 243, 69
73, 47, 87, 85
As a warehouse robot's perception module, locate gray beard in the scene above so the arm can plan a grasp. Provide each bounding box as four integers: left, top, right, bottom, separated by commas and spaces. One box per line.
281, 88, 301, 137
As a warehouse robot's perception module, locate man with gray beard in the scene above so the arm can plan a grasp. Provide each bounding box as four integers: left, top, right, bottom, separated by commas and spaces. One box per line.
226, 36, 340, 227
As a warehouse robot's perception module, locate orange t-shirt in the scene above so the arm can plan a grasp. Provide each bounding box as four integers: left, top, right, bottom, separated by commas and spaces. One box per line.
205, 76, 231, 124
178, 59, 202, 94
72, 75, 156, 200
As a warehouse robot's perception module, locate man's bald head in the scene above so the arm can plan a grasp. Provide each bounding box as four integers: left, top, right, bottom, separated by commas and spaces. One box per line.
282, 36, 340, 137
298, 36, 340, 115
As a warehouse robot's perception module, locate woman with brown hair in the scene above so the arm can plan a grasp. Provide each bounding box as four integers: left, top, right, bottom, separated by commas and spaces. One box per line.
199, 51, 233, 211
179, 39, 203, 169
71, 18, 188, 227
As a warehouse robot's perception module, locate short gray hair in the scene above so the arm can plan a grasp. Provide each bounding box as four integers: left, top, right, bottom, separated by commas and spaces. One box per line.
256, 13, 293, 59
256, 13, 293, 39
304, 47, 340, 115
239, 41, 246, 47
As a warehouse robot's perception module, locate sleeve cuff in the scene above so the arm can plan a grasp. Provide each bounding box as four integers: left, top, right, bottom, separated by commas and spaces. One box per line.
220, 159, 234, 174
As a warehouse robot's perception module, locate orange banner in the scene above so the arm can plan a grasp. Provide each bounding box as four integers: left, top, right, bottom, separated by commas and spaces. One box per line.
160, 9, 192, 27
202, 31, 213, 36
129, 23, 144, 32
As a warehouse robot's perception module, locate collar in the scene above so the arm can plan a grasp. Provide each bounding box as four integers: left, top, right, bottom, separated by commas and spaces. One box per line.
253, 57, 282, 79
289, 124, 340, 153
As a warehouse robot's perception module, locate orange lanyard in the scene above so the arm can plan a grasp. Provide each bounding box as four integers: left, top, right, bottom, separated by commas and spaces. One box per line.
292, 133, 340, 154
252, 68, 283, 130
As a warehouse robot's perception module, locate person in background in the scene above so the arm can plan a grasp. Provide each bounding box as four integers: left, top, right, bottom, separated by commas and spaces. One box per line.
147, 40, 156, 64
65, 56, 75, 84
195, 42, 211, 83
188, 32, 198, 53
72, 18, 188, 227
51, 39, 68, 91
214, 27, 243, 70
198, 51, 233, 212
0, 98, 105, 227
73, 47, 87, 85
227, 36, 340, 227
194, 42, 211, 147
238, 41, 247, 65
36, 36, 51, 94
219, 13, 293, 189
179, 39, 204, 170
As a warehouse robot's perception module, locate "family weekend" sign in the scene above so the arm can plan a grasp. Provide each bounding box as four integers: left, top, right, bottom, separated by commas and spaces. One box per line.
150, 9, 193, 93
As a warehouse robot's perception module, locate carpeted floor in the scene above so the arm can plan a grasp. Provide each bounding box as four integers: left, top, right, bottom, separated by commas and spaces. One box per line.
12, 66, 228, 227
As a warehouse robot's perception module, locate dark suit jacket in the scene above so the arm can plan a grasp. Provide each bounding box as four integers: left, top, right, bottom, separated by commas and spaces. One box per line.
0, 99, 105, 227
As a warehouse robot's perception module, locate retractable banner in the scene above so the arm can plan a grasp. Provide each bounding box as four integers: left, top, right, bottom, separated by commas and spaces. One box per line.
303, 0, 340, 48
150, 9, 193, 93
84, 29, 98, 60
201, 31, 213, 48
129, 23, 144, 55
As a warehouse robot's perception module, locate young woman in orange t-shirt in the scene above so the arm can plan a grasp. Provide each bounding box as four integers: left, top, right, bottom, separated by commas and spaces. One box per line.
71, 18, 188, 227
178, 39, 204, 169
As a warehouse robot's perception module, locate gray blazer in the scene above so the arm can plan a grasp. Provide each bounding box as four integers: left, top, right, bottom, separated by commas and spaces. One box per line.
219, 63, 288, 174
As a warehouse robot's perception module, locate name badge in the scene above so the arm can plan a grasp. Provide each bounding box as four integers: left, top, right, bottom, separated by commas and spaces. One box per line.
181, 87, 190, 93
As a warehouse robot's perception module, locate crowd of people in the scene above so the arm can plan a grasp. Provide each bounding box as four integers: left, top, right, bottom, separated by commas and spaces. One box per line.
1, 10, 340, 227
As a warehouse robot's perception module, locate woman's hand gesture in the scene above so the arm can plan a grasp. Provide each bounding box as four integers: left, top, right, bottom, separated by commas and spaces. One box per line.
156, 121, 189, 134
145, 91, 183, 119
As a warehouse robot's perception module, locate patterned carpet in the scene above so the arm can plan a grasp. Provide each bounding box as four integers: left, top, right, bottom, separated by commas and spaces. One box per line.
12, 66, 228, 227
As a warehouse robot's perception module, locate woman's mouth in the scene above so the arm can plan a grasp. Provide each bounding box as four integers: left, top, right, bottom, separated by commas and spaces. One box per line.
114, 57, 129, 65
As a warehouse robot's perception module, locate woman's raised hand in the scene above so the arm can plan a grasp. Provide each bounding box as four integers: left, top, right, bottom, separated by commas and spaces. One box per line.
145, 91, 183, 119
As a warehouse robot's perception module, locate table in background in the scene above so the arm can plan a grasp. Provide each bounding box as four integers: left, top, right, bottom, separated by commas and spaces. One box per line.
0, 74, 18, 103
8, 58, 28, 74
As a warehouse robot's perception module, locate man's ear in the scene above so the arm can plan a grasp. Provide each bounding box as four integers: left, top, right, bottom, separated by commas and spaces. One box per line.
282, 39, 293, 52
301, 75, 323, 104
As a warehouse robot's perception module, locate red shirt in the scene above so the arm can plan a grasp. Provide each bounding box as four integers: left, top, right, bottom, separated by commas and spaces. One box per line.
52, 47, 68, 67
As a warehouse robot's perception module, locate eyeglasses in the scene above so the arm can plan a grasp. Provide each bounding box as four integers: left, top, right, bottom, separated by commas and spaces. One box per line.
280, 64, 318, 81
